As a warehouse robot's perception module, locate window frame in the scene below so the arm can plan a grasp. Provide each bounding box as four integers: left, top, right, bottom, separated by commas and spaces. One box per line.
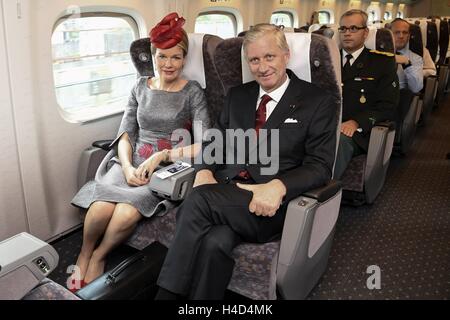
368, 10, 378, 23
194, 11, 238, 38
52, 12, 140, 123
271, 11, 294, 28
317, 9, 334, 24
384, 11, 392, 21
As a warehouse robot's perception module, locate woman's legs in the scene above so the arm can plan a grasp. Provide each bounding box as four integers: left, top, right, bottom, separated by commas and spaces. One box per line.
83, 203, 142, 283
75, 202, 116, 279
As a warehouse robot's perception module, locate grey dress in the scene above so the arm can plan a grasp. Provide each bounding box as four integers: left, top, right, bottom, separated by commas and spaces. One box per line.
71, 77, 211, 217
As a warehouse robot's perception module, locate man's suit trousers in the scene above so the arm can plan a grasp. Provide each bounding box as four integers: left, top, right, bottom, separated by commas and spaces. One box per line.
156, 183, 287, 299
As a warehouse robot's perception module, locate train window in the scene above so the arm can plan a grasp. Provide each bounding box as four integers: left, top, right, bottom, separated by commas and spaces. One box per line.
397, 11, 404, 18
271, 12, 294, 28
194, 13, 236, 39
318, 11, 331, 24
384, 11, 392, 20
368, 10, 378, 23
52, 13, 138, 122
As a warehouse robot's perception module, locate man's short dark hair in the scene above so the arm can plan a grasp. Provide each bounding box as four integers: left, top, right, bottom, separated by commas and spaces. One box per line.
340, 9, 368, 27
389, 18, 411, 31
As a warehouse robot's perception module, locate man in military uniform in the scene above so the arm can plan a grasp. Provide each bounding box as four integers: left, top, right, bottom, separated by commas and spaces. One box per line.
334, 9, 399, 179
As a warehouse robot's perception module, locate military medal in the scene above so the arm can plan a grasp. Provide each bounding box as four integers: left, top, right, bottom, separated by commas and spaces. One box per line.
360, 89, 366, 104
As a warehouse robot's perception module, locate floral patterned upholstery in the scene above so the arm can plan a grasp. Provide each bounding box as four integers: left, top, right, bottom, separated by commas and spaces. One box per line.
126, 208, 177, 250
22, 278, 80, 300
341, 154, 366, 192
228, 241, 280, 300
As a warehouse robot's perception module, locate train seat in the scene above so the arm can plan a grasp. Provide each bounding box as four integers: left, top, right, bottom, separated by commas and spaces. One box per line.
422, 20, 442, 106
394, 87, 419, 155
436, 18, 449, 104
338, 28, 397, 204
212, 32, 343, 299
437, 18, 449, 65
77, 33, 222, 190
0, 232, 79, 300
413, 20, 439, 124
310, 26, 335, 39
390, 22, 423, 155
423, 18, 449, 105
22, 278, 81, 300
126, 33, 223, 247
76, 34, 222, 267
421, 20, 438, 62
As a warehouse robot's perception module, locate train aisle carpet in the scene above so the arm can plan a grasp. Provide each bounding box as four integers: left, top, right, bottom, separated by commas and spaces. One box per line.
309, 95, 450, 300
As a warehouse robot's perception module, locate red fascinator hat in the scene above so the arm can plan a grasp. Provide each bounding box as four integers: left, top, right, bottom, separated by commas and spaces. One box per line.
150, 12, 186, 49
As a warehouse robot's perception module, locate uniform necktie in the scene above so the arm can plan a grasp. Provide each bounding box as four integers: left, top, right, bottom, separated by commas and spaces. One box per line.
236, 94, 272, 181
343, 54, 353, 71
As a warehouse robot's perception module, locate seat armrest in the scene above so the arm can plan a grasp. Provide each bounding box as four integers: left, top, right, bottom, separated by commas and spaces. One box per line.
302, 180, 342, 203
277, 182, 342, 299
366, 122, 394, 176
363, 120, 395, 203
374, 120, 396, 130
92, 140, 114, 151
0, 233, 59, 300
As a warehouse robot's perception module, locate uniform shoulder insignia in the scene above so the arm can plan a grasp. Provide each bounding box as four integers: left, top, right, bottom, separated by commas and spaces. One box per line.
369, 49, 394, 57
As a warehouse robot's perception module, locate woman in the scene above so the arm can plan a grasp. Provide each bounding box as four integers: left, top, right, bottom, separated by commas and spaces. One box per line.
70, 13, 210, 287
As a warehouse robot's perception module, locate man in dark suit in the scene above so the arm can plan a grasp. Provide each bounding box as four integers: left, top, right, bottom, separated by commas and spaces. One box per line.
155, 24, 337, 299
334, 9, 399, 179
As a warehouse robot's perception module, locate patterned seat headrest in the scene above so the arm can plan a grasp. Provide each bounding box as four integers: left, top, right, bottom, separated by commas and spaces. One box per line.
365, 28, 395, 54
312, 28, 334, 39
409, 24, 424, 57
130, 38, 154, 77
424, 21, 438, 62
438, 19, 449, 64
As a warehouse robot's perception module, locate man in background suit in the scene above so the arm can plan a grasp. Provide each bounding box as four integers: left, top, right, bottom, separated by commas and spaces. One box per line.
389, 18, 424, 130
155, 24, 337, 299
390, 18, 424, 94
334, 9, 399, 179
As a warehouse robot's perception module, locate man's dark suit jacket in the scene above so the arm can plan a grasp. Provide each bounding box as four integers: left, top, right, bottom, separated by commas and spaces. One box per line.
342, 47, 399, 151
195, 69, 337, 203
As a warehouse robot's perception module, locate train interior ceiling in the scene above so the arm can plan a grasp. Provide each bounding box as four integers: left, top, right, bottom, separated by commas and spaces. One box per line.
0, 0, 449, 300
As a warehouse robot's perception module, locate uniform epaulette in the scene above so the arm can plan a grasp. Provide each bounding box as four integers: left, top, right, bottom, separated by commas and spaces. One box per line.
369, 49, 394, 57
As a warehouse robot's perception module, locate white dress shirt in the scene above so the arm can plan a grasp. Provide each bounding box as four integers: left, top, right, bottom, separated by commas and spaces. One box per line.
397, 46, 424, 93
257, 74, 291, 120
342, 46, 365, 66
